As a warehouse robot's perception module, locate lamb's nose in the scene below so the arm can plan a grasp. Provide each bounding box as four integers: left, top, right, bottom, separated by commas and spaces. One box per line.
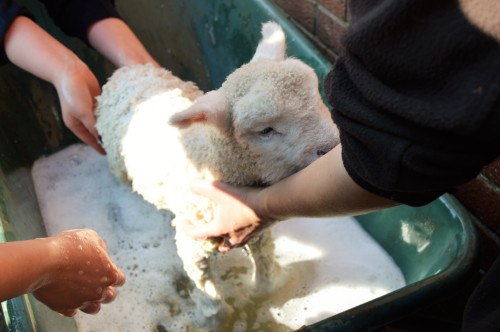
316, 149, 327, 157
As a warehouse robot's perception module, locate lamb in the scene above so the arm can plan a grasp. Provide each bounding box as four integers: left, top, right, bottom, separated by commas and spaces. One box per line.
95, 21, 339, 329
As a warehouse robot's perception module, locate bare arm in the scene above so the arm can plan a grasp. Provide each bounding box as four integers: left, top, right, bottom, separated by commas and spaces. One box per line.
4, 16, 105, 154
87, 17, 158, 68
3, 16, 158, 155
262, 145, 396, 219
183, 145, 398, 250
0, 229, 125, 316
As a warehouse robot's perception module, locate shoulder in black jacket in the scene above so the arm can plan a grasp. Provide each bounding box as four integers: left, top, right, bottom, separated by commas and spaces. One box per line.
325, 0, 500, 206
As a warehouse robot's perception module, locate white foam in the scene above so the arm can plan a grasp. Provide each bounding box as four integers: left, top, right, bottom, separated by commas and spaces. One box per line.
31, 144, 405, 331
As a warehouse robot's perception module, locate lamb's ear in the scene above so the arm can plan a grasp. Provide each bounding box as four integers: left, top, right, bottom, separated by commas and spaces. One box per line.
168, 90, 230, 131
250, 21, 286, 62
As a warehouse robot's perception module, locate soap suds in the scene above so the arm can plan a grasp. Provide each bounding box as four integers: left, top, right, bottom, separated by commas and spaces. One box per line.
31, 144, 405, 331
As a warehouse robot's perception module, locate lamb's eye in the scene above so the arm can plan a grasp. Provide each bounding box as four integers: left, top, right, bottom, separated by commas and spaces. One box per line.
259, 127, 275, 135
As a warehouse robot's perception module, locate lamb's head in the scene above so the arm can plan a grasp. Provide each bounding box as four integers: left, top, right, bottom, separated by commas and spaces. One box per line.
169, 22, 339, 185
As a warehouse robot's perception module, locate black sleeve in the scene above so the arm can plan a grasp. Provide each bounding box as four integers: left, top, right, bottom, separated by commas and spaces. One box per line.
38, 0, 120, 45
324, 0, 500, 206
462, 254, 500, 331
0, 0, 32, 64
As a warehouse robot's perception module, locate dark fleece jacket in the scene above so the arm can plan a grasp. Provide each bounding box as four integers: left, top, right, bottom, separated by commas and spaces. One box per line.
325, 0, 500, 206
0, 0, 120, 63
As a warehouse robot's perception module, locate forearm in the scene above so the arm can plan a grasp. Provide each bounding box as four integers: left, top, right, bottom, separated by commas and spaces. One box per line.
87, 18, 158, 67
4, 16, 85, 86
0, 238, 54, 301
261, 145, 398, 220
1, 230, 125, 315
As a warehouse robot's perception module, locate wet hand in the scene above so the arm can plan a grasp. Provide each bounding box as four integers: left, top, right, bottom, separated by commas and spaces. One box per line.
33, 229, 125, 316
182, 181, 277, 252
54, 63, 105, 155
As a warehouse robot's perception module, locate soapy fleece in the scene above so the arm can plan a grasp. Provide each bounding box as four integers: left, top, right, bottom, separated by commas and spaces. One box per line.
31, 144, 405, 332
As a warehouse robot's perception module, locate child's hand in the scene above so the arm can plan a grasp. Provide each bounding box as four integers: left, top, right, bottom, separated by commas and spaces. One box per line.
182, 181, 276, 252
33, 229, 125, 316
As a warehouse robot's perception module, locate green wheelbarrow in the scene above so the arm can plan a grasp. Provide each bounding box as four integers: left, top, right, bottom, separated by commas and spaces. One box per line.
0, 0, 477, 331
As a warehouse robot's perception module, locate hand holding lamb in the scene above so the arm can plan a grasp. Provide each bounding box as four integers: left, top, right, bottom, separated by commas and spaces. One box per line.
95, 21, 339, 330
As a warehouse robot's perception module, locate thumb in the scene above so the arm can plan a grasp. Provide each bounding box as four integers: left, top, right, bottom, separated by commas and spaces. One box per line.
190, 180, 245, 203
180, 217, 221, 240
189, 180, 227, 200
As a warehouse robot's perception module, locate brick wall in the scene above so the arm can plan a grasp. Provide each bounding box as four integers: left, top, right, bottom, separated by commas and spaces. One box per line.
272, 0, 348, 62
271, 0, 500, 328
455, 158, 500, 268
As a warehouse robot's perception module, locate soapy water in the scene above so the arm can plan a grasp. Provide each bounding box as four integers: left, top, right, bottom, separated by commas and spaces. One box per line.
31, 144, 405, 332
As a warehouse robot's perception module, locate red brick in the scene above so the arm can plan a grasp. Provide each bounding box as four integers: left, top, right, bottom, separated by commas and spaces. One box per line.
317, 6, 347, 56
319, 0, 347, 21
272, 0, 316, 33
455, 178, 500, 236
482, 157, 500, 188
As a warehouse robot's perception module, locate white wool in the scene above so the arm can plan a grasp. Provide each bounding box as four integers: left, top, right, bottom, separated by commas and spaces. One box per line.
95, 21, 339, 329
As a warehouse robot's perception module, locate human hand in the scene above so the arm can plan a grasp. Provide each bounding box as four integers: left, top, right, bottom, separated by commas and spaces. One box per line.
53, 62, 105, 155
182, 181, 277, 252
33, 229, 125, 316
3, 16, 105, 155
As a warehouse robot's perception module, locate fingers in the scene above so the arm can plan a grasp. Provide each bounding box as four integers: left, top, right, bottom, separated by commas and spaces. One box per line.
65, 116, 106, 155
181, 218, 220, 240
79, 285, 117, 315
59, 285, 117, 316
79, 302, 101, 314
190, 180, 239, 201
58, 309, 77, 317
81, 133, 105, 155
182, 219, 238, 252
183, 181, 242, 239
38, 229, 125, 317
101, 287, 117, 304
189, 180, 219, 200
217, 236, 243, 252
186, 223, 251, 253
186, 180, 266, 252
57, 67, 106, 155
78, 281, 119, 314
220, 229, 254, 251
112, 269, 126, 287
